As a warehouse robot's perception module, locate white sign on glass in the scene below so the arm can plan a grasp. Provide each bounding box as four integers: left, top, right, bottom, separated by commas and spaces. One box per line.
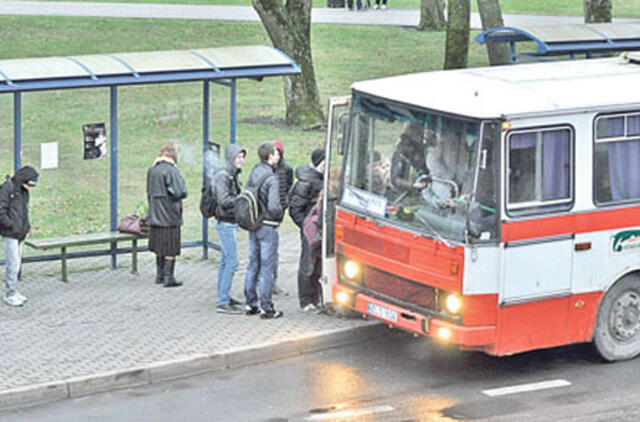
40, 142, 59, 169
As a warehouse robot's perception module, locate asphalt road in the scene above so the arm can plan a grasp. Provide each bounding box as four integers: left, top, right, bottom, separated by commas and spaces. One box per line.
3, 330, 640, 421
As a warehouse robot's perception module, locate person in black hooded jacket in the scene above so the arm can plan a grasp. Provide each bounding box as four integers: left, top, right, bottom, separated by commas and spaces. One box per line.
0, 165, 39, 307
288, 149, 325, 311
212, 143, 246, 314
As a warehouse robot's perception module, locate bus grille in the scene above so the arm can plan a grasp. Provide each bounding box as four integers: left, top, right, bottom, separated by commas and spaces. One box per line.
362, 266, 437, 311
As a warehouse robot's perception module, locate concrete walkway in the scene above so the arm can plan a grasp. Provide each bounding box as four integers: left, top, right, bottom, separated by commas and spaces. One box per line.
0, 232, 381, 411
1, 1, 638, 28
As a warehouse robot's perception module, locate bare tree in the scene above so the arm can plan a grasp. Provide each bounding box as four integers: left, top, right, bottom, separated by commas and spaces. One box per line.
252, 0, 324, 128
477, 0, 509, 65
419, 0, 446, 31
583, 0, 612, 23
444, 0, 470, 69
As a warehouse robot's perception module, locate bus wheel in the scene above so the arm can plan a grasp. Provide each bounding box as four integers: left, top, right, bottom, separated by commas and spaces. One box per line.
594, 275, 640, 362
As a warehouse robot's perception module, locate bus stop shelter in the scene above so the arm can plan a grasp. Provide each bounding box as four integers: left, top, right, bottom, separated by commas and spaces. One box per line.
0, 45, 300, 267
476, 23, 640, 63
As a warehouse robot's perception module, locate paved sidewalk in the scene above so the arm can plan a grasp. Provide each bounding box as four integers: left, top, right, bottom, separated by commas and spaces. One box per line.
1, 1, 638, 28
0, 231, 380, 411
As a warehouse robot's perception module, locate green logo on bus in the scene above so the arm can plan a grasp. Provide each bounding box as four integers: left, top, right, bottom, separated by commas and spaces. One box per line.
612, 230, 640, 252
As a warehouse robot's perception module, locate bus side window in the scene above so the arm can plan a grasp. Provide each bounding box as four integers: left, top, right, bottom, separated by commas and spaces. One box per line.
507, 127, 573, 214
594, 113, 640, 204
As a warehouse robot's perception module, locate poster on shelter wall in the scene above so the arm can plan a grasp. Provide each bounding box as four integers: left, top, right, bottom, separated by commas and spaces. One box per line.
83, 123, 107, 160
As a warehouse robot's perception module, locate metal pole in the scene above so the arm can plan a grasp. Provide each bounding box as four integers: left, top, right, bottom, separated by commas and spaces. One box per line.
13, 93, 21, 172
202, 81, 210, 259
230, 79, 236, 144
110, 86, 118, 269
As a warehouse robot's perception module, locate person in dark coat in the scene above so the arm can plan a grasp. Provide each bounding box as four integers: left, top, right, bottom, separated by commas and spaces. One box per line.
146, 143, 188, 288
0, 165, 39, 307
389, 123, 428, 198
289, 148, 325, 311
272, 139, 293, 296
213, 143, 246, 314
243, 141, 284, 319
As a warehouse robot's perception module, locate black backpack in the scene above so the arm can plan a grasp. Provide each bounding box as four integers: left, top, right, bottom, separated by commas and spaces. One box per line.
199, 180, 216, 219
234, 173, 271, 231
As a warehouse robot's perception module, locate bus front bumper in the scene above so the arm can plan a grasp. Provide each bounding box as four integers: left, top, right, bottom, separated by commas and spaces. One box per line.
334, 284, 496, 348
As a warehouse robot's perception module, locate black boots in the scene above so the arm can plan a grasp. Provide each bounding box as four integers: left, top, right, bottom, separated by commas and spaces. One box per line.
155, 256, 165, 284
163, 258, 182, 288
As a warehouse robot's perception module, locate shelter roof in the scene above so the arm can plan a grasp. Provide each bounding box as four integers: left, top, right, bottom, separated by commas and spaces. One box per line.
476, 23, 640, 60
0, 45, 300, 92
351, 56, 640, 120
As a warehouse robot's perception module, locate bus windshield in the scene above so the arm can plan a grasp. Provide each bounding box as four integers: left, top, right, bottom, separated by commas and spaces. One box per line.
341, 94, 500, 243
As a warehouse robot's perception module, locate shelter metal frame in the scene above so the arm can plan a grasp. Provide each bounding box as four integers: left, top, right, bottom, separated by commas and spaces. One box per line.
0, 45, 300, 268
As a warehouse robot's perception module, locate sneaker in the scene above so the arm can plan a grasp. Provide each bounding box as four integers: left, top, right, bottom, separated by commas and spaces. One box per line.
4, 294, 26, 307
245, 304, 260, 315
373, 4, 378, 9
260, 308, 284, 319
13, 292, 27, 303
381, 4, 387, 9
229, 297, 242, 306
216, 304, 243, 314
272, 285, 289, 296
302, 303, 318, 312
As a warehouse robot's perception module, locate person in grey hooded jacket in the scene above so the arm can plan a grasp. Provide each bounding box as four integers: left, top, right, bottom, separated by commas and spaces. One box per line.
212, 143, 246, 314
0, 165, 39, 307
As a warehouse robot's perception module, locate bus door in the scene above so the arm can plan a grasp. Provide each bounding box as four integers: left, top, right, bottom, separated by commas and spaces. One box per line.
320, 96, 351, 305
500, 126, 574, 351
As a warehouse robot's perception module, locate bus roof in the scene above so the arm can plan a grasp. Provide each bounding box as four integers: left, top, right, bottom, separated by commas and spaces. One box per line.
351, 56, 640, 120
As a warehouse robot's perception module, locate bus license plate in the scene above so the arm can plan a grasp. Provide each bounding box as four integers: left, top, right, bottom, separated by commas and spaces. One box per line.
367, 303, 398, 323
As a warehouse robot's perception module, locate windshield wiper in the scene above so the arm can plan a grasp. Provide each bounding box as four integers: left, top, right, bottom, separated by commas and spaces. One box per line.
416, 214, 453, 249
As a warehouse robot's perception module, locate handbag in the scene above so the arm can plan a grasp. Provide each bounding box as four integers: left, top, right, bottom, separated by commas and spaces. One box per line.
117, 215, 147, 235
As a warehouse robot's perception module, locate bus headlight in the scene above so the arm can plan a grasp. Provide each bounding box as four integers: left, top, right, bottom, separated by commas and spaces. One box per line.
336, 291, 350, 304
343, 260, 360, 280
444, 293, 462, 314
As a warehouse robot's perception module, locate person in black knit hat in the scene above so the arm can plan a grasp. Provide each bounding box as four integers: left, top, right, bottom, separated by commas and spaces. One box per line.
289, 148, 326, 312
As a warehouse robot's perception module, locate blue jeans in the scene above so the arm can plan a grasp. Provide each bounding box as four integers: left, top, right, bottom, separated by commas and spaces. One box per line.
244, 225, 279, 311
3, 237, 22, 298
216, 221, 239, 306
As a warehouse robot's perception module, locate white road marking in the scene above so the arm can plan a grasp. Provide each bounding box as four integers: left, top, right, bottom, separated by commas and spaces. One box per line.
305, 405, 395, 420
483, 379, 572, 397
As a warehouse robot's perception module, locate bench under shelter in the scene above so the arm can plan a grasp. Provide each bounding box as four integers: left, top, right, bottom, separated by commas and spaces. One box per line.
0, 45, 300, 276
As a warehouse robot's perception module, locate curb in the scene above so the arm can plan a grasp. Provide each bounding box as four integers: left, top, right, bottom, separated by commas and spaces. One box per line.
0, 322, 384, 412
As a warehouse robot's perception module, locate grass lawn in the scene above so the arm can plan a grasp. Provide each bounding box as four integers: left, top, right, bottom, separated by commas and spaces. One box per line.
26, 0, 640, 18
0, 16, 491, 248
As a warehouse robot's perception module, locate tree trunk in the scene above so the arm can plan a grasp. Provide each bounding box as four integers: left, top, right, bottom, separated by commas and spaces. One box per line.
418, 0, 446, 31
583, 0, 612, 23
252, 0, 325, 128
477, 0, 509, 65
444, 0, 470, 70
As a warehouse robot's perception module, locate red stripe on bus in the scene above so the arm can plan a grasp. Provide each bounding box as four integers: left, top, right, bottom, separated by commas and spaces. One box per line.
502, 206, 640, 242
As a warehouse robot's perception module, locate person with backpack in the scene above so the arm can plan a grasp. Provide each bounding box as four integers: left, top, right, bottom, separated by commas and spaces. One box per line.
242, 141, 284, 319
212, 143, 246, 314
289, 149, 325, 312
271, 139, 293, 296
146, 143, 187, 288
0, 165, 39, 307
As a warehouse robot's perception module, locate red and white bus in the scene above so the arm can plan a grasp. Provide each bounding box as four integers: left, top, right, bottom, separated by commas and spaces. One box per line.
321, 53, 640, 361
